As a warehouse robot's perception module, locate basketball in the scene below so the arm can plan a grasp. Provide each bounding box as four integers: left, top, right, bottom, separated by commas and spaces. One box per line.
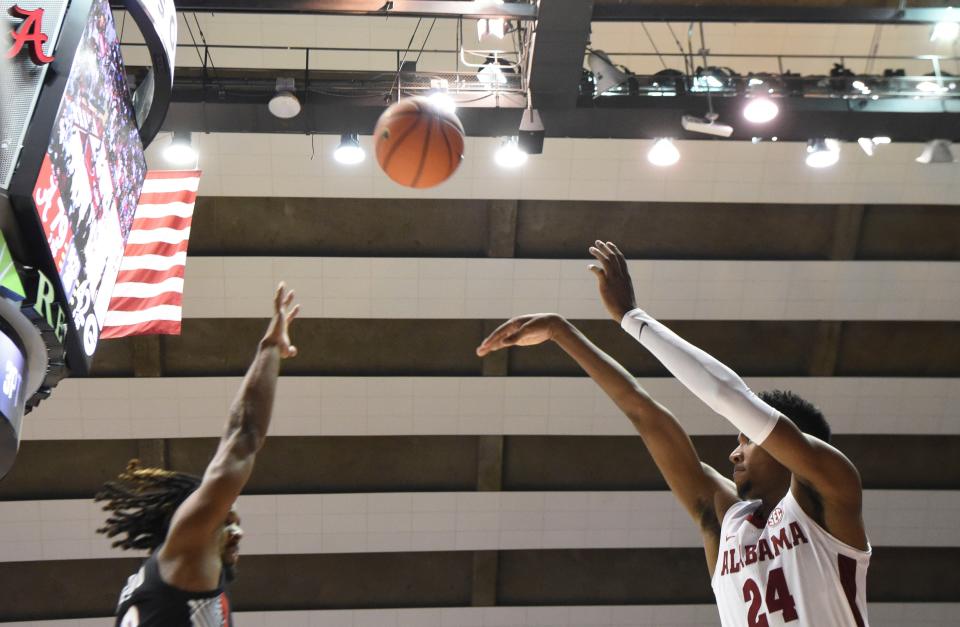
374, 96, 465, 189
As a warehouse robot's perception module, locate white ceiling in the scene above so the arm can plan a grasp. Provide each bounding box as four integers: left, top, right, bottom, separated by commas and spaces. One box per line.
145, 133, 960, 205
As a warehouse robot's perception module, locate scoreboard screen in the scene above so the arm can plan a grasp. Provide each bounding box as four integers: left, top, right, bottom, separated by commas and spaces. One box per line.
29, 0, 146, 358
0, 329, 25, 428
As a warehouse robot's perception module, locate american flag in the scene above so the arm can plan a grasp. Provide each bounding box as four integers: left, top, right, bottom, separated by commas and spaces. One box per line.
100, 170, 201, 339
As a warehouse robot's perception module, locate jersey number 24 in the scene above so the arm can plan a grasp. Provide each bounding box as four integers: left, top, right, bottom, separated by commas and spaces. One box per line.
743, 567, 798, 626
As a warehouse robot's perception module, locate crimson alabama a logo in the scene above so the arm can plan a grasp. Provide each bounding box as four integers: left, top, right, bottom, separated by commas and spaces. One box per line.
5, 5, 55, 64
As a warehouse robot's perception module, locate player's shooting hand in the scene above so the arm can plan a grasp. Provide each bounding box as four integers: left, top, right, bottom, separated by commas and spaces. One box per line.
260, 282, 300, 359
588, 240, 638, 323
476, 314, 562, 357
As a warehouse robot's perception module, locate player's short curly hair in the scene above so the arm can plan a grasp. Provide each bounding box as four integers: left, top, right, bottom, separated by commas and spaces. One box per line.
95, 459, 201, 552
759, 390, 831, 443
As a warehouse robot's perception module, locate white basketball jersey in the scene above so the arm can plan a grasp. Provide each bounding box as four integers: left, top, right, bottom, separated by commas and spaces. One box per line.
711, 489, 870, 627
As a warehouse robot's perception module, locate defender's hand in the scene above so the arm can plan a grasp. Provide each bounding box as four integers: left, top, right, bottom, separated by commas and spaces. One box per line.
588, 240, 637, 323
260, 282, 300, 358
476, 314, 562, 357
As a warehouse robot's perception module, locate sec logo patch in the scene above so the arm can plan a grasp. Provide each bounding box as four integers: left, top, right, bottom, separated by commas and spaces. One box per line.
768, 507, 784, 527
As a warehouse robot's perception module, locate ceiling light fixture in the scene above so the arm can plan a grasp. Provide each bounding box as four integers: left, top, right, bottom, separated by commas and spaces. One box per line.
427, 78, 457, 114
805, 138, 841, 168
648, 138, 680, 167
334, 133, 365, 165
494, 136, 528, 168
857, 137, 891, 157
477, 56, 509, 86
916, 139, 956, 164
268, 78, 301, 119
931, 10, 960, 42
917, 80, 948, 93
588, 50, 630, 96
163, 131, 198, 165
477, 17, 506, 41
743, 98, 779, 123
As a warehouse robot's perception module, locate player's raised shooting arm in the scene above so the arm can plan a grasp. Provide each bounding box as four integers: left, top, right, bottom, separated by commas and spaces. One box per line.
161, 284, 299, 558
477, 315, 737, 534
589, 241, 864, 515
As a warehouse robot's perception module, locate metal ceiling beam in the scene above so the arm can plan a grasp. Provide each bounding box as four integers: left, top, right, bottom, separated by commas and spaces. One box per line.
591, 1, 958, 25
114, 0, 953, 24
111, 0, 538, 19
162, 96, 960, 142
528, 0, 594, 109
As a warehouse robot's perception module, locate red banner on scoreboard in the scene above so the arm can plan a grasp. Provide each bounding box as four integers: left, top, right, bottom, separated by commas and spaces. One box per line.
31, 155, 77, 286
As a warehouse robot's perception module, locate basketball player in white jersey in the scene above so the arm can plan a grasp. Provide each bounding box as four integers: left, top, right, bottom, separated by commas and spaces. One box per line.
477, 241, 870, 627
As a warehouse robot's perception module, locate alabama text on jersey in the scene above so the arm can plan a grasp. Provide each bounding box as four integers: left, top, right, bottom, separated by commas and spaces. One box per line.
711, 489, 871, 627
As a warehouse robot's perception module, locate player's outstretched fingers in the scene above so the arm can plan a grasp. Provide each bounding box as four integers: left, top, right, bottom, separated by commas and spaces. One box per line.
589, 244, 617, 277
477, 319, 522, 356
605, 242, 627, 275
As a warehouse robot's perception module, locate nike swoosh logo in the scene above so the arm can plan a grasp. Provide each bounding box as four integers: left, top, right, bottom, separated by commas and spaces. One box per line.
726, 535, 737, 542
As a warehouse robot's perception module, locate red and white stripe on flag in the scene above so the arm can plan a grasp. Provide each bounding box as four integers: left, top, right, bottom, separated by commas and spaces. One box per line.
100, 170, 201, 339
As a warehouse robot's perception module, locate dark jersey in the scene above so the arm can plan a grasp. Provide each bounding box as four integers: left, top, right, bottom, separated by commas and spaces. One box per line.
115, 552, 233, 627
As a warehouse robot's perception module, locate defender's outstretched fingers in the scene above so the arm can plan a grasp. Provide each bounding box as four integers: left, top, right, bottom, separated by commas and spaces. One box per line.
286, 304, 301, 324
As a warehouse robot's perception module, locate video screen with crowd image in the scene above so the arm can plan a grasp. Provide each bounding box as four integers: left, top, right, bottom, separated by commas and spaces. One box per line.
30, 0, 146, 359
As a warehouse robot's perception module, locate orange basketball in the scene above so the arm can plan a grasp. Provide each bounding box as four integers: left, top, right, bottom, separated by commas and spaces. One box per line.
374, 96, 465, 189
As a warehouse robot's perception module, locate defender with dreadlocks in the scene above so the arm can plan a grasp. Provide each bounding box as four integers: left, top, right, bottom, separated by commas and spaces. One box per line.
97, 283, 300, 627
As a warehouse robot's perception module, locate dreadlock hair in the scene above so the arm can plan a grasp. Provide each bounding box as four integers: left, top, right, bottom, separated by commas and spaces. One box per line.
758, 389, 831, 443
95, 459, 201, 552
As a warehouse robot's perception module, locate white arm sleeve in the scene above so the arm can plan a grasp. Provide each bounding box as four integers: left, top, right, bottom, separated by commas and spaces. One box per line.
621, 308, 780, 444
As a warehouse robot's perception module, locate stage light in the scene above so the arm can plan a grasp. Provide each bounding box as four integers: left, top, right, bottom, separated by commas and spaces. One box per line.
931, 12, 960, 42
334, 133, 365, 165
648, 138, 680, 167
427, 79, 456, 114
805, 138, 841, 168
857, 137, 891, 156
268, 78, 301, 119
692, 67, 731, 92
478, 17, 506, 41
917, 80, 948, 93
427, 91, 456, 114
743, 98, 779, 123
164, 131, 197, 165
494, 136, 527, 168
588, 50, 629, 95
916, 139, 956, 164
478, 58, 508, 86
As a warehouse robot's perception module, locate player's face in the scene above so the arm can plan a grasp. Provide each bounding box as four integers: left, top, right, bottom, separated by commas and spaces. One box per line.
729, 433, 789, 499
219, 509, 243, 567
